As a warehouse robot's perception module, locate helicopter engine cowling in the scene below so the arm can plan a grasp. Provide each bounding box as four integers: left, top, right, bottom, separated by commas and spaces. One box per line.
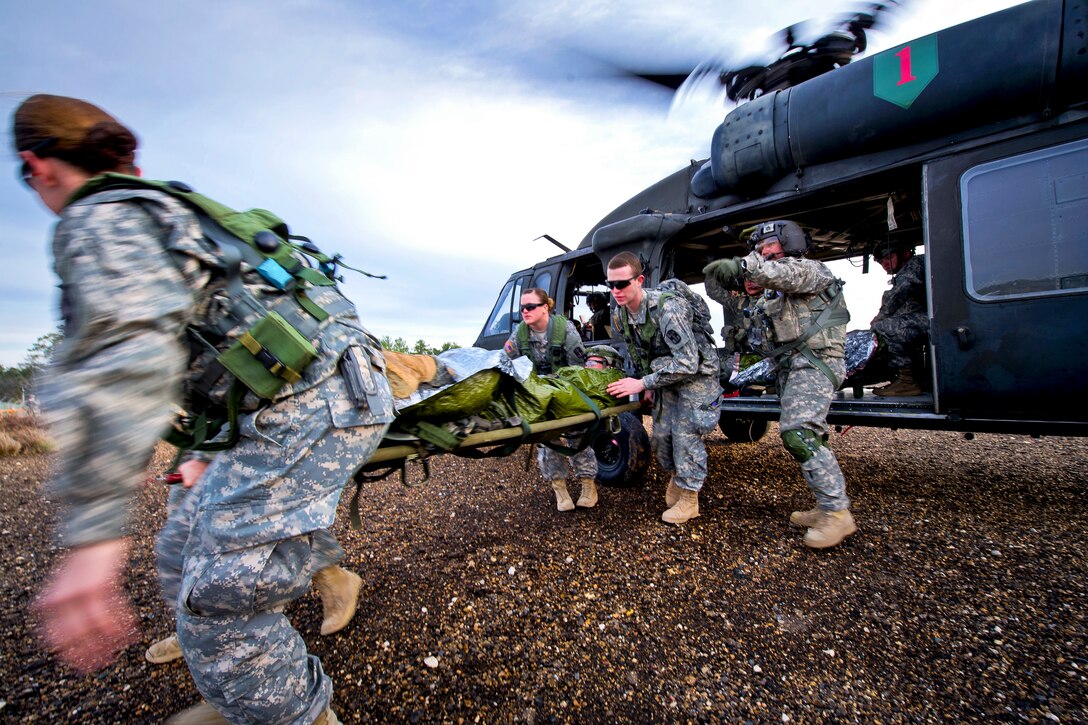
694, 0, 1088, 200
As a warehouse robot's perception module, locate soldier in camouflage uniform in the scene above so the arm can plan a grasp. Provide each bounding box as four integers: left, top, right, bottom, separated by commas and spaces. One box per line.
605, 252, 721, 524
17, 94, 394, 725
705, 272, 774, 378
504, 288, 598, 511
146, 482, 363, 665
585, 291, 612, 341
704, 221, 857, 548
870, 240, 928, 396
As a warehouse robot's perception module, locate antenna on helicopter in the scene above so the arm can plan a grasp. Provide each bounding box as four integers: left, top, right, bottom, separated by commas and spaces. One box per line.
535, 234, 572, 253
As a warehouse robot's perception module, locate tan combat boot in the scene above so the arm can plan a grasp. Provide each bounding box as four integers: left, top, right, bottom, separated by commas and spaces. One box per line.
166, 701, 229, 724
551, 479, 575, 511
575, 477, 598, 508
789, 506, 821, 528
312, 565, 363, 636
874, 367, 921, 397
662, 489, 700, 524
803, 509, 858, 549
145, 633, 183, 664
312, 707, 343, 725
664, 478, 682, 507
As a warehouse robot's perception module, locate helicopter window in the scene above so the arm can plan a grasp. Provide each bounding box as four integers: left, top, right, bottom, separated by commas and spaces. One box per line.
961, 139, 1088, 301
532, 270, 553, 295
482, 277, 526, 337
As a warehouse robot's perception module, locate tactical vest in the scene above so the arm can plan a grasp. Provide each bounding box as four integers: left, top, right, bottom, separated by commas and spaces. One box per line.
764, 279, 850, 386
738, 295, 773, 355
68, 174, 383, 450
515, 314, 569, 374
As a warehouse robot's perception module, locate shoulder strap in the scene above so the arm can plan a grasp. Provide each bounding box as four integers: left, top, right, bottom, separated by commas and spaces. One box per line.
767, 281, 850, 387
617, 302, 653, 377
69, 173, 383, 285
515, 322, 531, 359
549, 314, 569, 371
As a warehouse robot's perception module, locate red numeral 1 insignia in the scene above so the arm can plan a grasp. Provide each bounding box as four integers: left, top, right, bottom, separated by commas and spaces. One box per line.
895, 46, 917, 86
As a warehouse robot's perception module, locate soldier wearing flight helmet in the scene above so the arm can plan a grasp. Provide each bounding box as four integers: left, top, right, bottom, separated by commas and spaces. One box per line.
870, 238, 927, 396
703, 220, 857, 549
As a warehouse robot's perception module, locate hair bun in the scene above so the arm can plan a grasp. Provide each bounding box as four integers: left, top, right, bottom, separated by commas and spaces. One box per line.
78, 121, 138, 171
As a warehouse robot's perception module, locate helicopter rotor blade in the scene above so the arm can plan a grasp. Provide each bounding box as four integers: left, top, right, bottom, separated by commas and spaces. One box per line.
579, 1, 910, 106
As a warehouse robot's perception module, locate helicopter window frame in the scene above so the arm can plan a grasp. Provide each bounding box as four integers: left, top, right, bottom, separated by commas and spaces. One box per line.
481, 275, 528, 338
531, 270, 554, 297
961, 138, 1088, 302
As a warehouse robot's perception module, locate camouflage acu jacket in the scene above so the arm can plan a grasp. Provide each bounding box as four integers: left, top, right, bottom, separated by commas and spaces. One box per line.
872, 254, 927, 324
742, 252, 849, 359
612, 289, 719, 390
506, 316, 587, 373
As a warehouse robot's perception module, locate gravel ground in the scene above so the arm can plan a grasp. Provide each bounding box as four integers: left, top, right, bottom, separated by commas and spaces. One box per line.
1, 424, 1086, 723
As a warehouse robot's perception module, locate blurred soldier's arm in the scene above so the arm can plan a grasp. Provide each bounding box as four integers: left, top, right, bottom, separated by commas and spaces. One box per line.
562, 319, 588, 366
44, 202, 194, 548
34, 200, 195, 672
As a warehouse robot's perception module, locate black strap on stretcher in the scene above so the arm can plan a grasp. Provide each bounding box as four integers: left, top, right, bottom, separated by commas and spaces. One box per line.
539, 387, 603, 456
347, 455, 432, 530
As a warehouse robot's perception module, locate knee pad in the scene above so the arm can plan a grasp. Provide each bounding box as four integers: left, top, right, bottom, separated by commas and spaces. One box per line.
781, 429, 823, 463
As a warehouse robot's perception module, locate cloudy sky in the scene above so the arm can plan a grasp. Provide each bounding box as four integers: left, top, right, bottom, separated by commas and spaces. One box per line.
1, 0, 1025, 366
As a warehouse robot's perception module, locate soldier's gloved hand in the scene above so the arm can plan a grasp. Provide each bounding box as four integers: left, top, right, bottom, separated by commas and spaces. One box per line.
703, 258, 743, 285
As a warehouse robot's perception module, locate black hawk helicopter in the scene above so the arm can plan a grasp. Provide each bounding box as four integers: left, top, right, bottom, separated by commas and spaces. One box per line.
475, 0, 1088, 485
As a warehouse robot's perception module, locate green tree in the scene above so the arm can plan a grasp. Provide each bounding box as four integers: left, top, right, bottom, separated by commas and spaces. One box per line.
0, 330, 62, 405
24, 331, 62, 370
378, 337, 460, 355
0, 364, 29, 403
379, 336, 410, 353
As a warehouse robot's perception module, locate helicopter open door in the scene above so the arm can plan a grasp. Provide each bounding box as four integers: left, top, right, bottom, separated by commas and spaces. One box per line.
926, 128, 1088, 425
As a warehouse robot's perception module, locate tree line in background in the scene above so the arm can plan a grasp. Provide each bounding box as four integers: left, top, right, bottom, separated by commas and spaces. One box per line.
0, 332, 61, 405
379, 337, 461, 355
0, 331, 460, 404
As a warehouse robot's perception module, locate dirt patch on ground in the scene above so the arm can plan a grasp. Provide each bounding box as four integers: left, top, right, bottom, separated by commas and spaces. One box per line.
1, 425, 1085, 722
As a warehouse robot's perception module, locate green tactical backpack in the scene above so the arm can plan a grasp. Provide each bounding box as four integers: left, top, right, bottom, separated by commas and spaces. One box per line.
69, 173, 385, 450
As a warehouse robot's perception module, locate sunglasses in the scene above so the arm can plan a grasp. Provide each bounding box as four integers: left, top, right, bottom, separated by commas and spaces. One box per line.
585, 358, 606, 368
520, 302, 545, 312
17, 136, 57, 189
606, 276, 638, 290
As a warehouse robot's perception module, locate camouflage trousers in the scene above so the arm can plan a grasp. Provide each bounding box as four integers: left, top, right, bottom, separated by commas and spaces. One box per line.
872, 312, 928, 369
779, 355, 850, 511
157, 372, 389, 724
156, 481, 344, 614
651, 376, 720, 492
537, 434, 598, 481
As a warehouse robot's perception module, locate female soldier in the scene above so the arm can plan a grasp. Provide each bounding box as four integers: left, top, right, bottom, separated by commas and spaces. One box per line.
503, 288, 598, 511
17, 94, 393, 724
